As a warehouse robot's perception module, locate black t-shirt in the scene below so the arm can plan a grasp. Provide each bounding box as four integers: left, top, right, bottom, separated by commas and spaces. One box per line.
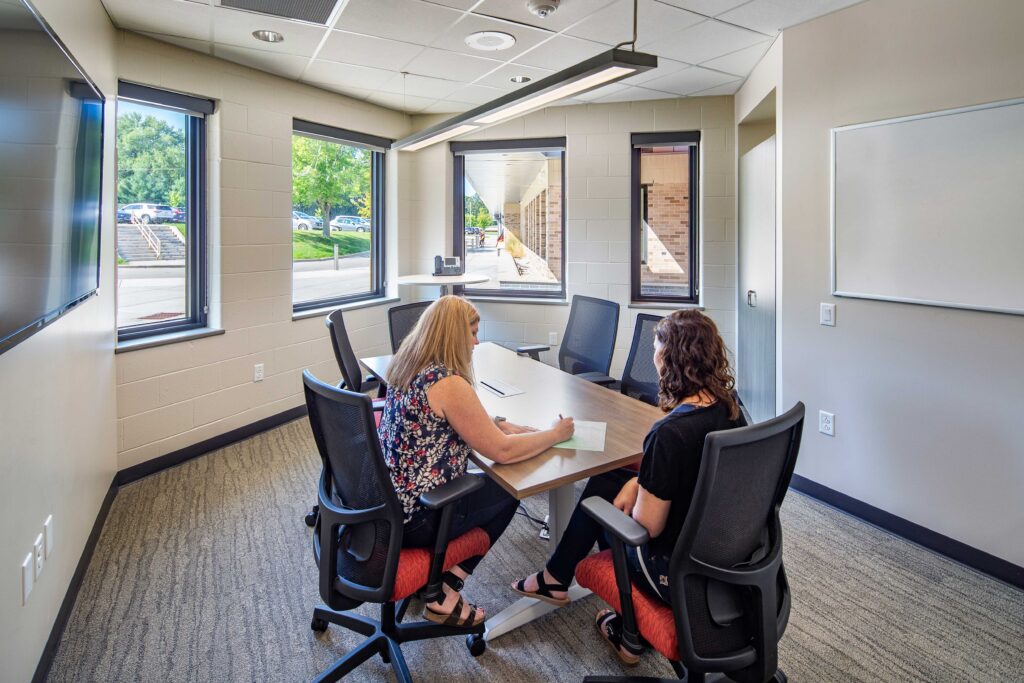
637, 401, 747, 559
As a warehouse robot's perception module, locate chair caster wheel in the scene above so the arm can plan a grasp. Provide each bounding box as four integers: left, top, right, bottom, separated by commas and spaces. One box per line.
304, 505, 319, 527
379, 648, 391, 664
467, 634, 486, 657
310, 617, 328, 632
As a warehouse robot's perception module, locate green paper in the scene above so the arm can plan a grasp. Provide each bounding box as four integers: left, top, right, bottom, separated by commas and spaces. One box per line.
554, 421, 607, 452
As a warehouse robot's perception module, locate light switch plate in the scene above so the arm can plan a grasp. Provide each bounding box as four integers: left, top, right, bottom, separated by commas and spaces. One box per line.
820, 303, 836, 326
22, 553, 33, 605
33, 534, 44, 579
44, 515, 54, 558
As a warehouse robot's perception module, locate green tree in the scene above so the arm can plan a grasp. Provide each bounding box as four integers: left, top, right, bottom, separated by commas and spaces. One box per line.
292, 136, 371, 238
464, 192, 492, 228
116, 111, 186, 206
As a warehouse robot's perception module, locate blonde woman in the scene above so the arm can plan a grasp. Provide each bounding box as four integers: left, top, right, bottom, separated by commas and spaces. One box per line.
379, 295, 574, 628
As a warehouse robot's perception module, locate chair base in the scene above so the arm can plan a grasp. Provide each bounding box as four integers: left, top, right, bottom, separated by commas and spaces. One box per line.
310, 599, 486, 683
583, 668, 787, 683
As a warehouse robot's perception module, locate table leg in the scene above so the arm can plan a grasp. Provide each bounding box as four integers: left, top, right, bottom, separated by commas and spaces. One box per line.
483, 484, 592, 641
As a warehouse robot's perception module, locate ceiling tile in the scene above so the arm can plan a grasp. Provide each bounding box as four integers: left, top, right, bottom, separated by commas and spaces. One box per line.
365, 91, 438, 113
402, 48, 503, 82
718, 0, 864, 34
689, 79, 742, 96
319, 31, 424, 71
421, 99, 475, 114
304, 59, 400, 90
212, 6, 326, 57
428, 0, 481, 9
444, 83, 508, 105
641, 19, 767, 64
566, 0, 703, 47
335, 0, 463, 46
511, 35, 608, 71
635, 65, 736, 95
429, 13, 550, 60
139, 31, 212, 55
621, 57, 691, 86
473, 63, 554, 91
699, 40, 771, 75
101, 0, 212, 41
656, 0, 751, 17
212, 44, 310, 79
375, 72, 464, 100
302, 82, 374, 101
592, 85, 676, 103
470, 0, 618, 32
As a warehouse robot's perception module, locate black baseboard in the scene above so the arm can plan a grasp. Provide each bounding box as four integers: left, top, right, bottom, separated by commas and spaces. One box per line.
790, 474, 1024, 590
32, 478, 118, 683
116, 405, 308, 486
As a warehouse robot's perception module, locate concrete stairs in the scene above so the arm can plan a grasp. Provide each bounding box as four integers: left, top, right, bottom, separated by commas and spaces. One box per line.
117, 224, 186, 262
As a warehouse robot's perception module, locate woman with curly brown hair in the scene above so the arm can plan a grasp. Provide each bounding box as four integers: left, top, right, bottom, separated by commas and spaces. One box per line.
511, 309, 746, 664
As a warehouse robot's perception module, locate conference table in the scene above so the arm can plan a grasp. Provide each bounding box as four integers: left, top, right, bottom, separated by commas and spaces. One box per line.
360, 342, 663, 640
396, 272, 489, 296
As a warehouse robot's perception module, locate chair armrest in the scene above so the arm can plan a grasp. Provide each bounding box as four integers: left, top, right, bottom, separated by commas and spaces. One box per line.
575, 371, 617, 386
419, 475, 485, 511
581, 497, 650, 547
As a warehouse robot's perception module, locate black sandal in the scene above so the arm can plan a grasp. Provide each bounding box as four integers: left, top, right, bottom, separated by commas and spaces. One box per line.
511, 571, 571, 607
423, 571, 485, 627
595, 609, 643, 665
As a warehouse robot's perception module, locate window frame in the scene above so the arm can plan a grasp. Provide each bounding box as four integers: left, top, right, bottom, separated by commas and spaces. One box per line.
630, 131, 701, 305
116, 82, 211, 342
451, 137, 567, 301
291, 119, 391, 313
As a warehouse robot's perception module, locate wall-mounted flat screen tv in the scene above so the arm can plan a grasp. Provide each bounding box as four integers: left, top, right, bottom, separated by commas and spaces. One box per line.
0, 0, 104, 356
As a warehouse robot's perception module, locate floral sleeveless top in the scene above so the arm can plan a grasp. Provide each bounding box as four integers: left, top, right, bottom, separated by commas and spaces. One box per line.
378, 363, 473, 522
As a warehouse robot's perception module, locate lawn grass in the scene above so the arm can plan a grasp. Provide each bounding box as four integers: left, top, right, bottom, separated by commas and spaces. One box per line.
292, 230, 371, 260
167, 222, 186, 238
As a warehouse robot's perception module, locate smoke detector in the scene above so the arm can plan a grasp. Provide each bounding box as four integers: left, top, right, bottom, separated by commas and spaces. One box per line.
527, 0, 560, 19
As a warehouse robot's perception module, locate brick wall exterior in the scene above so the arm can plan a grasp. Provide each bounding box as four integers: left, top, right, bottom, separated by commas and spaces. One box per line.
642, 152, 690, 287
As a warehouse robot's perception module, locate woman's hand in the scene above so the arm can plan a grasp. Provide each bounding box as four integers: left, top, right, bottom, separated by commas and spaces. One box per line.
613, 477, 640, 516
551, 416, 575, 442
498, 421, 539, 435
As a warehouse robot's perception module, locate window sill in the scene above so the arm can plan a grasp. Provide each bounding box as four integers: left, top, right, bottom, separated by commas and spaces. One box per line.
115, 327, 225, 354
291, 296, 400, 321
466, 296, 569, 306
628, 302, 704, 311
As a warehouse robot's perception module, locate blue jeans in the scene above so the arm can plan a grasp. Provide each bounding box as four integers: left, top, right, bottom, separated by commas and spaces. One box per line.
402, 473, 519, 574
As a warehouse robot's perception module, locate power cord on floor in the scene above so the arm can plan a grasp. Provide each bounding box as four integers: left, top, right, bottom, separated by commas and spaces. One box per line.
516, 504, 550, 540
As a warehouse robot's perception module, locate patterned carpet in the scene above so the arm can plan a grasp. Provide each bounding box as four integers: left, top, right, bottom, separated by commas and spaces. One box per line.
47, 419, 1024, 682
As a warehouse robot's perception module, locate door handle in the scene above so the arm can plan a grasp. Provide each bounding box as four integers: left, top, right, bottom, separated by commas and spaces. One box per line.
746, 290, 757, 307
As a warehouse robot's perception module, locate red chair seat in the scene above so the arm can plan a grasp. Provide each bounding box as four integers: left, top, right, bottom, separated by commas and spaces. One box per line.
391, 527, 490, 601
576, 549, 679, 660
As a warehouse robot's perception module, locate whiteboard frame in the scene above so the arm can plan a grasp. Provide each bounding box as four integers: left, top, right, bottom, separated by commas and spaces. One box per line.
829, 96, 1024, 317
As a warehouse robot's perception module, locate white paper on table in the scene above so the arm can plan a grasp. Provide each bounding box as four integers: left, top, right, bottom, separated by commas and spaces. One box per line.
553, 421, 607, 452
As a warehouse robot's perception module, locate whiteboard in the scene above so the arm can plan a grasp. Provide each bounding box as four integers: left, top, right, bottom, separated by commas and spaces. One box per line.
830, 97, 1024, 316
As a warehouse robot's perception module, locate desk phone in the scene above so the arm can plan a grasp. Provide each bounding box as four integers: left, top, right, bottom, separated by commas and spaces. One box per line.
433, 255, 462, 276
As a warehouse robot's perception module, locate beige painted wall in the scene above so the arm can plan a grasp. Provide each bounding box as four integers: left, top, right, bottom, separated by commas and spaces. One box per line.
113, 33, 411, 470
779, 0, 1024, 564
400, 97, 738, 376
0, 1, 119, 679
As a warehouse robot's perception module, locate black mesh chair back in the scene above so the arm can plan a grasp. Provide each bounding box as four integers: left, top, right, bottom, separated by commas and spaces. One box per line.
389, 301, 431, 353
303, 370, 404, 610
559, 295, 620, 375
669, 402, 804, 683
620, 314, 663, 404
325, 309, 366, 393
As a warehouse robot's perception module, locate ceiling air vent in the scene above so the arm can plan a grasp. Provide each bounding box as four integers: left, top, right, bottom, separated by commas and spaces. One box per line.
219, 0, 339, 25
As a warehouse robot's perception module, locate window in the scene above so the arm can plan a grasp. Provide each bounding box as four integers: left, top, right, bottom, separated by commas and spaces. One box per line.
291, 120, 389, 312
116, 82, 211, 340
630, 132, 700, 304
452, 138, 566, 299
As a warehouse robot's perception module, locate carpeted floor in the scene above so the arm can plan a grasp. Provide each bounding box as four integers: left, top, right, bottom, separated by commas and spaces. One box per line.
47, 419, 1024, 682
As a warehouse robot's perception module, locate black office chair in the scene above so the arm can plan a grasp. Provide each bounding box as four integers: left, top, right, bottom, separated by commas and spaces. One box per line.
619, 314, 663, 405
389, 301, 431, 353
516, 295, 620, 385
576, 402, 805, 683
303, 371, 489, 683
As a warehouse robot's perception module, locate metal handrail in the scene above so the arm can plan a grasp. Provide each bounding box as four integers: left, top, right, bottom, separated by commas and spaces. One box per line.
134, 221, 161, 259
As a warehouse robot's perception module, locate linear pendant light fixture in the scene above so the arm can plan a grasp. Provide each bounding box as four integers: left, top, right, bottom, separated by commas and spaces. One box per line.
393, 48, 656, 151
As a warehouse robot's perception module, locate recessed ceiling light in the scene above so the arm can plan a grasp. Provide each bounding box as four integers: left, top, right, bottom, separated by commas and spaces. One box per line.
252, 30, 284, 43
510, 75, 531, 84
464, 31, 516, 52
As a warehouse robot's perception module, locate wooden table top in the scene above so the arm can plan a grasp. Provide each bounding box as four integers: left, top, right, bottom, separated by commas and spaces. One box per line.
360, 342, 664, 500
396, 272, 490, 286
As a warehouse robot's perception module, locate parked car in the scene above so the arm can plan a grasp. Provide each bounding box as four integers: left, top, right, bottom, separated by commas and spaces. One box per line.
329, 215, 370, 232
171, 207, 185, 222
292, 211, 314, 231
116, 207, 131, 224
122, 203, 174, 224
294, 210, 322, 228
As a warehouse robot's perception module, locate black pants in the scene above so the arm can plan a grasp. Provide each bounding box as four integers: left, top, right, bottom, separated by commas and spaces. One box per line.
546, 468, 670, 604
402, 474, 519, 574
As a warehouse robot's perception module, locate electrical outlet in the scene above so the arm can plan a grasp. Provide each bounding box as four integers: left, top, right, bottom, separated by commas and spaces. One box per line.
22, 553, 33, 605
44, 515, 54, 559
548, 331, 557, 345
254, 363, 265, 382
818, 410, 835, 437
33, 534, 44, 579
820, 303, 836, 327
